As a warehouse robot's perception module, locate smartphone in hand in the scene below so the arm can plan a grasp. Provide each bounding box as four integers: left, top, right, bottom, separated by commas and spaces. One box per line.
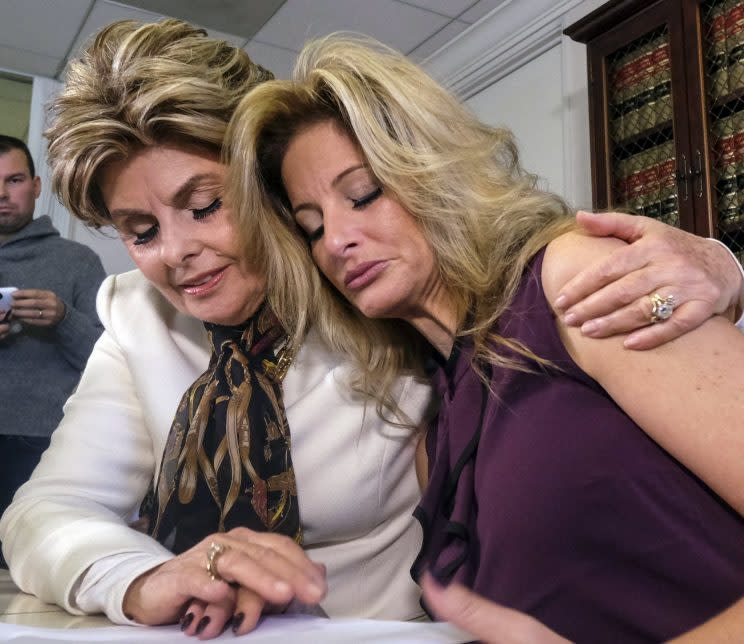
0, 287, 18, 322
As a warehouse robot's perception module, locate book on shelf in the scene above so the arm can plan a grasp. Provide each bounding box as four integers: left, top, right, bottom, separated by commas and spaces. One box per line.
725, 0, 744, 95
610, 37, 671, 142
613, 141, 675, 205
707, 2, 729, 99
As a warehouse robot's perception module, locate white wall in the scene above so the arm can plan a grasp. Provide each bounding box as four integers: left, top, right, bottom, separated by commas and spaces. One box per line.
467, 45, 565, 196
0, 75, 32, 140
424, 0, 606, 212
27, 75, 135, 275
14, 0, 606, 276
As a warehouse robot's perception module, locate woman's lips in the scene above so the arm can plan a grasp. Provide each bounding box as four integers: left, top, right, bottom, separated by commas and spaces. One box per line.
344, 260, 389, 290
180, 266, 227, 296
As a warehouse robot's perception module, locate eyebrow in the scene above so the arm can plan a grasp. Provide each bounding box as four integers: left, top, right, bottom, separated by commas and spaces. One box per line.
290, 164, 367, 216
107, 172, 222, 218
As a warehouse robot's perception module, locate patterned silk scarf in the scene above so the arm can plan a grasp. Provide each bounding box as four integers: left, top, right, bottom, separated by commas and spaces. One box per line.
145, 302, 301, 553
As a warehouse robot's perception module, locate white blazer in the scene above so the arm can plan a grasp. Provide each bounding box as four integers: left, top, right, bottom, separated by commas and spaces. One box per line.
0, 270, 431, 623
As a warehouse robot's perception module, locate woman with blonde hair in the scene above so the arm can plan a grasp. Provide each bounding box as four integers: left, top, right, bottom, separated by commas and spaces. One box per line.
0, 20, 433, 640
229, 35, 744, 641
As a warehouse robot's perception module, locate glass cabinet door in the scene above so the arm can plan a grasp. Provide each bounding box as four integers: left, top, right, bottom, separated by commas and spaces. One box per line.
702, 0, 744, 263
607, 27, 679, 227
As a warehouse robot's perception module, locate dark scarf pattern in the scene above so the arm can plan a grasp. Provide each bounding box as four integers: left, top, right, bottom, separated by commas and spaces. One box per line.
144, 302, 301, 553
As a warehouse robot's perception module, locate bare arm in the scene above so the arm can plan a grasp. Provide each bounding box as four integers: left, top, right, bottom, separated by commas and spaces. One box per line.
555, 212, 744, 350
421, 238, 744, 642
666, 597, 744, 643
545, 231, 744, 515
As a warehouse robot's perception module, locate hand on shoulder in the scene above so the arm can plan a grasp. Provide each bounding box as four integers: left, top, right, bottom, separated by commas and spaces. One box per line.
542, 230, 627, 315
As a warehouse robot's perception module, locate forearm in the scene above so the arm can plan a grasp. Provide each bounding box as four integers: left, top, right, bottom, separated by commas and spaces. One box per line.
53, 302, 104, 370
0, 324, 161, 613
75, 552, 173, 624
708, 238, 744, 324
53, 258, 106, 369
1, 490, 170, 615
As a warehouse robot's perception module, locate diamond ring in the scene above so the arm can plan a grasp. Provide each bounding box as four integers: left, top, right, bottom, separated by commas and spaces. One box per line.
206, 541, 229, 581
649, 293, 677, 324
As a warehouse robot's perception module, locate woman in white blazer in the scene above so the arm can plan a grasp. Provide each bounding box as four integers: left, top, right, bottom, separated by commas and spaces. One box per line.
1, 18, 741, 642
0, 20, 431, 640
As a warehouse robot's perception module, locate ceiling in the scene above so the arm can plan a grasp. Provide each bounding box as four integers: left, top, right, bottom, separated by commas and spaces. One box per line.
0, 0, 508, 82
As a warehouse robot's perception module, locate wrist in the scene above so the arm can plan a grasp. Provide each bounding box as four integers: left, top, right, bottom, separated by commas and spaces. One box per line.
708, 238, 744, 318
122, 568, 155, 624
53, 299, 68, 327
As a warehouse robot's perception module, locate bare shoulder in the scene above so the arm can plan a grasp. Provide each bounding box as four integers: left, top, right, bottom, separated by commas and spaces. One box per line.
541, 231, 628, 308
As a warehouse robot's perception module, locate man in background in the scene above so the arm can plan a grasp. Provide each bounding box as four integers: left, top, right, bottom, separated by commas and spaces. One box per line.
0, 135, 105, 565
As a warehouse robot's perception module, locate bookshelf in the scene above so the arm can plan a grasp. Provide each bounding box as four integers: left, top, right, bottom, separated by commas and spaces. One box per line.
565, 0, 744, 264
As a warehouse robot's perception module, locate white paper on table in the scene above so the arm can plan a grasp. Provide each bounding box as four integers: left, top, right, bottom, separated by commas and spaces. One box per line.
0, 614, 473, 643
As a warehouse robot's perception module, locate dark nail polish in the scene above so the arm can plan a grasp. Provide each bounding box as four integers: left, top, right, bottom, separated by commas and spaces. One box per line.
195, 616, 211, 634
231, 612, 245, 634
180, 612, 194, 631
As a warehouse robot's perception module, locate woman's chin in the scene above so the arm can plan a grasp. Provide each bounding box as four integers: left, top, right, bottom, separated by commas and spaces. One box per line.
355, 300, 399, 321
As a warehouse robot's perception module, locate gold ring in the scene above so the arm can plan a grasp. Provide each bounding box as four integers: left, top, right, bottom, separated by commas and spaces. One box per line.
206, 541, 228, 581
649, 293, 677, 324
37, 309, 43, 319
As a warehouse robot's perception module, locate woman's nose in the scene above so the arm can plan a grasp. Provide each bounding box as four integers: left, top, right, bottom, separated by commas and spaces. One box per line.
321, 207, 359, 257
159, 224, 201, 267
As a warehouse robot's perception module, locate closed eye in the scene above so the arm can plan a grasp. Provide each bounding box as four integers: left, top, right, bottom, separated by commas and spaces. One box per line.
133, 224, 159, 246
307, 224, 325, 244
193, 197, 222, 220
351, 187, 382, 210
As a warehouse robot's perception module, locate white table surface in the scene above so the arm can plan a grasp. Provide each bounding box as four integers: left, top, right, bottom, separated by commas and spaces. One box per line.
0, 569, 472, 642
0, 568, 111, 629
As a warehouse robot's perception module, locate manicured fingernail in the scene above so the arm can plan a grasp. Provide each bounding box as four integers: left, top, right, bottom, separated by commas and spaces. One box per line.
195, 616, 211, 634
231, 613, 244, 634
564, 312, 579, 326
180, 612, 194, 631
581, 319, 600, 335
554, 294, 567, 309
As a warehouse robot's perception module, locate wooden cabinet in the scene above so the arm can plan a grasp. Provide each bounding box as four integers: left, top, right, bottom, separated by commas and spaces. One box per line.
565, 0, 744, 263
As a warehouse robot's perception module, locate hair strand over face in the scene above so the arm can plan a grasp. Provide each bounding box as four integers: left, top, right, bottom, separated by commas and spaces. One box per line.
227, 34, 575, 412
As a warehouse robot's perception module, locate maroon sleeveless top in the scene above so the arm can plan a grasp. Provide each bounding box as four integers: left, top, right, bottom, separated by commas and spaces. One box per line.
413, 248, 744, 642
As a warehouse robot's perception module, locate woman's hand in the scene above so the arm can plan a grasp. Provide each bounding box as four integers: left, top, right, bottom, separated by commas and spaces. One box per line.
123, 527, 326, 639
554, 211, 744, 349
420, 573, 570, 644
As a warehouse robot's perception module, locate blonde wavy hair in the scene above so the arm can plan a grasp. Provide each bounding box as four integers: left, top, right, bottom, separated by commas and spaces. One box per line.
45, 20, 426, 415
45, 18, 273, 229
227, 34, 575, 386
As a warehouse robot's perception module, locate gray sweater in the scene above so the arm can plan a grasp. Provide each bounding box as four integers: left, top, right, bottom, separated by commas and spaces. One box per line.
0, 216, 106, 437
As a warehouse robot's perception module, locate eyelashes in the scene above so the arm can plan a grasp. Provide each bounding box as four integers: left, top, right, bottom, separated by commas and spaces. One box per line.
307, 225, 325, 244
193, 198, 222, 220
351, 187, 382, 210
133, 225, 158, 246
303, 187, 383, 245
131, 197, 223, 246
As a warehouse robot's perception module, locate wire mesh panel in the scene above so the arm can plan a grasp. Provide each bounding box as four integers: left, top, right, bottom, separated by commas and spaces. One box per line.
703, 0, 744, 264
607, 26, 679, 227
